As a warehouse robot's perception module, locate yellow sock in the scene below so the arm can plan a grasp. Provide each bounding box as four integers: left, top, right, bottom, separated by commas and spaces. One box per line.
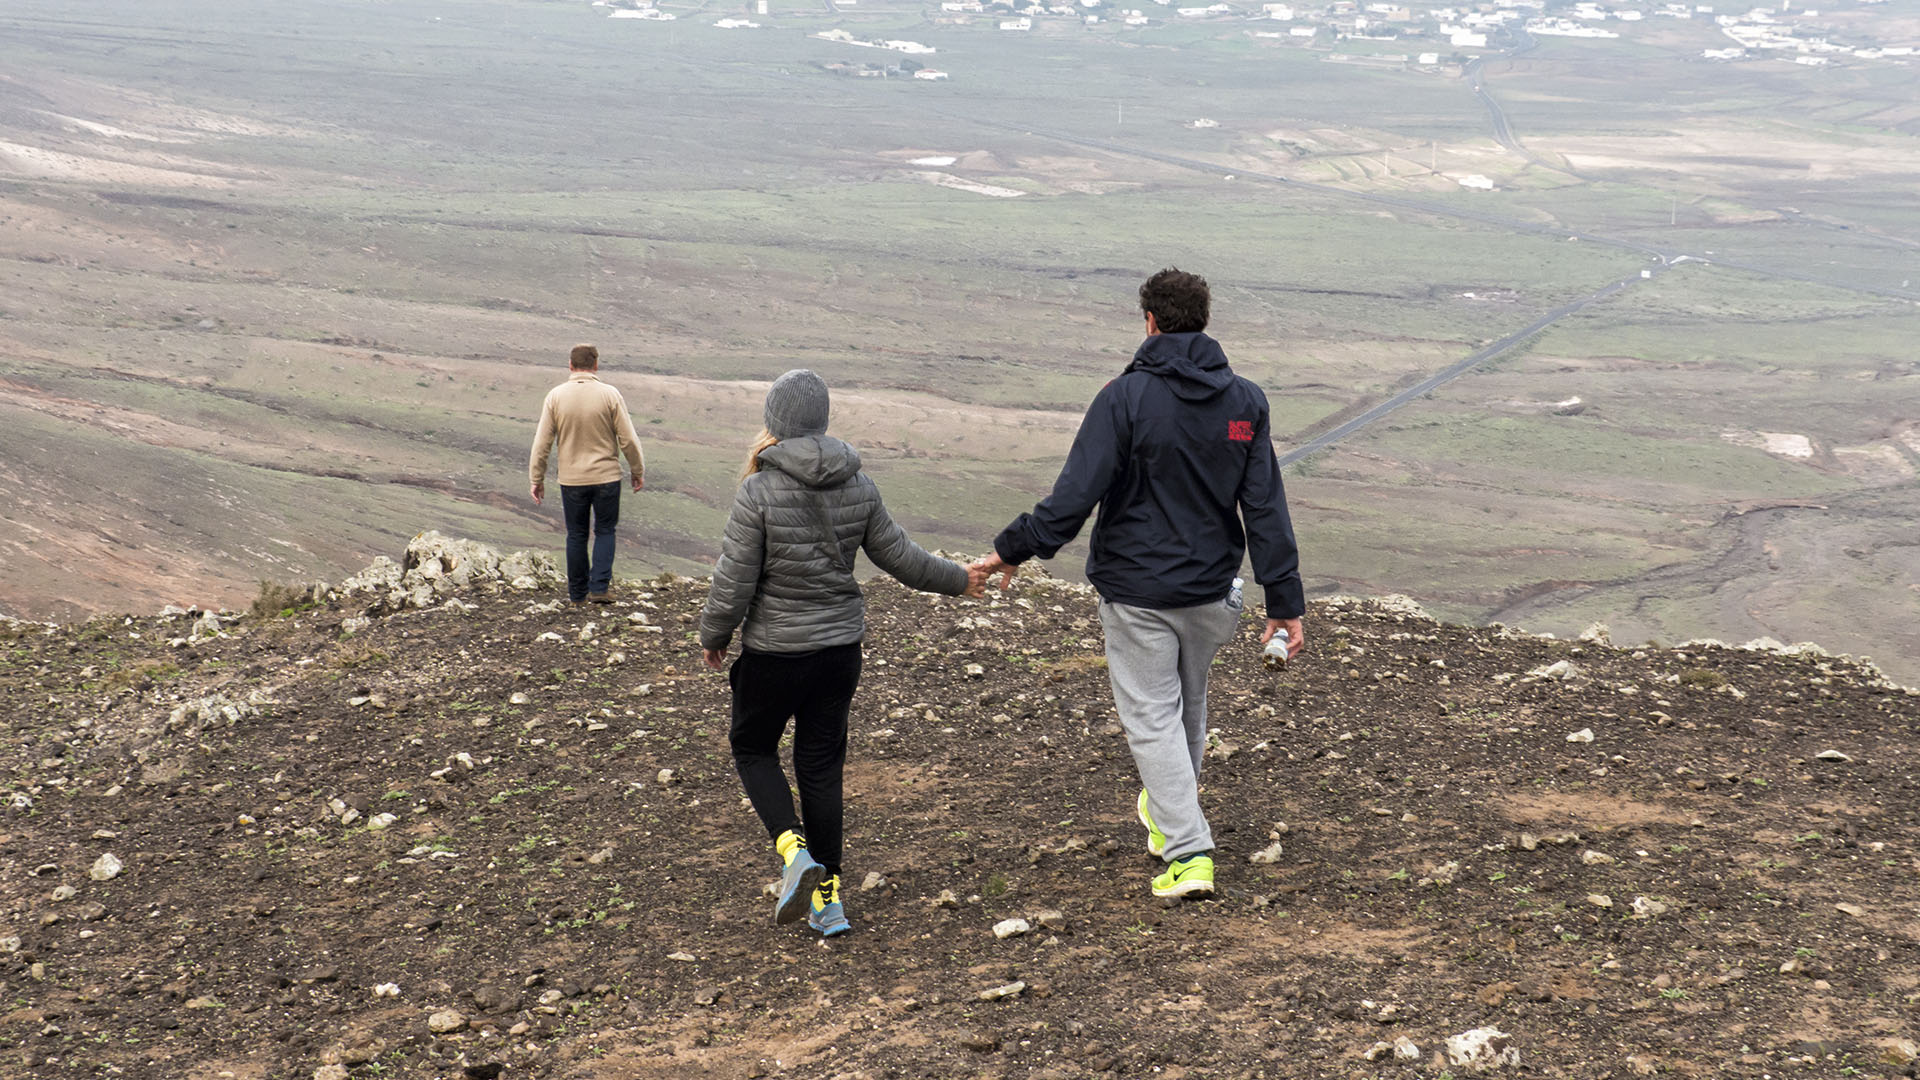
775, 829, 806, 867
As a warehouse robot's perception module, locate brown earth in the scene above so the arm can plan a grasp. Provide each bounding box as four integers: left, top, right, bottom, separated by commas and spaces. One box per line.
2, 558, 1918, 1079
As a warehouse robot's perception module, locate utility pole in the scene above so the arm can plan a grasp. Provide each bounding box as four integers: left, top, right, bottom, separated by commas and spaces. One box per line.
1117, 101, 1124, 126
1670, 195, 1677, 226
1431, 139, 1437, 172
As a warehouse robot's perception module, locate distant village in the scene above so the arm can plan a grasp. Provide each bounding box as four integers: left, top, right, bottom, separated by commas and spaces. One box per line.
591, 0, 1915, 72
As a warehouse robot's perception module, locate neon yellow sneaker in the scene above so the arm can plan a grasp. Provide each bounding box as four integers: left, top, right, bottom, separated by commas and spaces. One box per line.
1136, 789, 1166, 857
1152, 854, 1215, 899
809, 874, 851, 937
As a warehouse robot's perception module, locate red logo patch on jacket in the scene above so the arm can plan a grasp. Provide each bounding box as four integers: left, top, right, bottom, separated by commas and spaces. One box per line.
1227, 420, 1255, 442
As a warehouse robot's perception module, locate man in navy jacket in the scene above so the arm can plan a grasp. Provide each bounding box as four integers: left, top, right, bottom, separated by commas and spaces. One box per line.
974, 268, 1305, 900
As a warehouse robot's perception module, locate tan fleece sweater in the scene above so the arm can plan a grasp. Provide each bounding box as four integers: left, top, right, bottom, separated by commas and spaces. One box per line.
528, 372, 645, 487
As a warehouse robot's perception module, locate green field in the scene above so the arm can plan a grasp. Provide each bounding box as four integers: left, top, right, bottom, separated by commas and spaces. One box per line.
1, 0, 1916, 678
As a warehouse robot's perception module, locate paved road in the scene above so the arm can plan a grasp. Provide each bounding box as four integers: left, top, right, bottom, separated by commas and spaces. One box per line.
1274, 268, 1658, 467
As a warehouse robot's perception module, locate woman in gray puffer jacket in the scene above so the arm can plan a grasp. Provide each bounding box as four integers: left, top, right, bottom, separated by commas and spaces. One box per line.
699, 370, 986, 937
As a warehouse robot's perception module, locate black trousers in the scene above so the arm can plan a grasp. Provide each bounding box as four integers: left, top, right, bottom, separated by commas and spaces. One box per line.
728, 641, 863, 877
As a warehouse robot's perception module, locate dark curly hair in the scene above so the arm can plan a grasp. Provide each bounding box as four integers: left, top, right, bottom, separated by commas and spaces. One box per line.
1139, 268, 1210, 334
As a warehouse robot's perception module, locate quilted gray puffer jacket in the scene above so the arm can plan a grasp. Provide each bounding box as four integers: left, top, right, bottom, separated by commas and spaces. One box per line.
699, 435, 968, 654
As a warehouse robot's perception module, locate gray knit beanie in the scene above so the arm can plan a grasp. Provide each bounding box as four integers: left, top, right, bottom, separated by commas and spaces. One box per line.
764, 369, 831, 439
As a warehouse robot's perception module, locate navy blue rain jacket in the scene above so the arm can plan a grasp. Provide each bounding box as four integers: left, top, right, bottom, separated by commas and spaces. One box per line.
992, 331, 1304, 618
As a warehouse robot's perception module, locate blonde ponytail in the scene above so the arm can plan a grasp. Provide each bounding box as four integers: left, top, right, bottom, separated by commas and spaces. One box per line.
739, 428, 778, 483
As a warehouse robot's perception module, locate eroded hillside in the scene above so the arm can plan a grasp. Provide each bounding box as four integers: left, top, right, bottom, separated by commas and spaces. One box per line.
2, 537, 1917, 1079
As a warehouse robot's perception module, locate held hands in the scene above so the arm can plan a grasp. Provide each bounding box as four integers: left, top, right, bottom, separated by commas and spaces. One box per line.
632, 474, 645, 494
702, 647, 727, 671
967, 552, 1018, 593
1261, 617, 1306, 659
530, 482, 544, 505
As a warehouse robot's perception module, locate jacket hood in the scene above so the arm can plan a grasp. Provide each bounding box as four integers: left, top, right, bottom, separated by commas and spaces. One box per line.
1125, 331, 1235, 402
757, 434, 863, 489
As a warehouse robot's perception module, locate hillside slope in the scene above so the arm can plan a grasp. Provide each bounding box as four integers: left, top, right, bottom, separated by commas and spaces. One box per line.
2, 537, 1917, 1079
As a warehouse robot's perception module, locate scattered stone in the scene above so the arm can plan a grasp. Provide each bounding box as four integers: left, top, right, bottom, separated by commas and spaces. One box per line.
427, 1009, 466, 1033
960, 1029, 1001, 1051
932, 890, 959, 909
89, 853, 124, 882
693, 986, 722, 1006
1625, 1054, 1659, 1076
993, 918, 1031, 939
1445, 1026, 1520, 1069
185, 996, 221, 1009
1834, 902, 1866, 918
667, 951, 698, 963
861, 871, 887, 892
657, 769, 677, 785
1033, 909, 1067, 932
1630, 896, 1669, 918
1814, 749, 1852, 763
75, 902, 106, 921
0, 936, 19, 954
1530, 660, 1579, 681
1565, 728, 1595, 744
50, 884, 77, 902
1364, 1041, 1396, 1062
588, 847, 614, 865
1518, 833, 1540, 852
964, 663, 985, 679
1581, 850, 1616, 866
1587, 894, 1614, 909
1248, 841, 1286, 864
372, 983, 400, 998
977, 981, 1026, 1001
510, 692, 531, 705
367, 813, 397, 831
1880, 1040, 1920, 1067
314, 1067, 350, 1080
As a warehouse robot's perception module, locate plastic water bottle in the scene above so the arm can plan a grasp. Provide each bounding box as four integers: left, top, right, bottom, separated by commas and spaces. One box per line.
1228, 577, 1244, 609
1263, 626, 1291, 669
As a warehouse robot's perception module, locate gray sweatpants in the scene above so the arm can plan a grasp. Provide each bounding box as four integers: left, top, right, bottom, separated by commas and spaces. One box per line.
1099, 594, 1243, 863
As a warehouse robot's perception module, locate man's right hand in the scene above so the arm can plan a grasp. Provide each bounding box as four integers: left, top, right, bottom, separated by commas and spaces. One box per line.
1261, 617, 1305, 658
530, 482, 544, 505
631, 475, 645, 494
969, 552, 1018, 590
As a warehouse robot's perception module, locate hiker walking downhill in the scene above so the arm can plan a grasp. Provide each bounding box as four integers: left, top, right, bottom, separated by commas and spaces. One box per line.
972, 268, 1306, 900
699, 370, 989, 936
528, 344, 646, 604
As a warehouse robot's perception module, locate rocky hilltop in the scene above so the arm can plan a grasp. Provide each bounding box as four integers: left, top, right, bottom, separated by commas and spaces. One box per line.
2, 535, 1916, 1079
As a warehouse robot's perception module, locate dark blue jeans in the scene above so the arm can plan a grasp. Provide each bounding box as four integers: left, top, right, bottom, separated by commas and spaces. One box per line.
560, 480, 621, 599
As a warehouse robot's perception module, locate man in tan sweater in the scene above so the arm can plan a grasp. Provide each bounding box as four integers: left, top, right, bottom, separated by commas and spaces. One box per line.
529, 344, 646, 603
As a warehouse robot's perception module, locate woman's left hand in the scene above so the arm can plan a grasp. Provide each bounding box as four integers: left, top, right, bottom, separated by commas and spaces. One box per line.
703, 647, 727, 670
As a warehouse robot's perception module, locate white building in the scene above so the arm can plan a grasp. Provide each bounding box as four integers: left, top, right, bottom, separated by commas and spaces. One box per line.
1450, 30, 1488, 45
1457, 174, 1495, 190
914, 68, 951, 79
713, 18, 760, 28
1418, 50, 1440, 62
1000, 16, 1032, 28
1289, 24, 1317, 35
1264, 2, 1296, 16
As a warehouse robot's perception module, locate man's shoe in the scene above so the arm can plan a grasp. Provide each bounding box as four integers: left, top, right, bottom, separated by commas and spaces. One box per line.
587, 592, 613, 604
808, 874, 852, 937
774, 848, 826, 926
1152, 854, 1215, 899
1137, 789, 1166, 857
568, 597, 588, 605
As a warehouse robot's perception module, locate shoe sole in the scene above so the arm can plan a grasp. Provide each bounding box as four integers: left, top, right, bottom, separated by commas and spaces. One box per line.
810, 917, 852, 938
1137, 791, 1166, 857
775, 862, 827, 926
1152, 878, 1215, 899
